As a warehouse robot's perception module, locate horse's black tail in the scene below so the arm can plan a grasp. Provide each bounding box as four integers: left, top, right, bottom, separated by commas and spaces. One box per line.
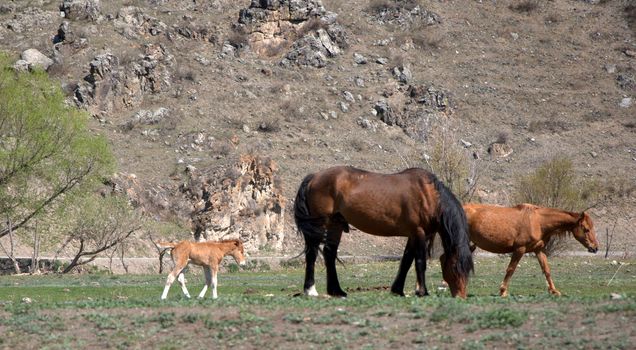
432, 175, 474, 279
294, 174, 324, 253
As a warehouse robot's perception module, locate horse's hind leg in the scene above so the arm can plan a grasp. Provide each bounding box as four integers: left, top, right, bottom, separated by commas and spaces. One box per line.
535, 250, 561, 296
161, 264, 186, 300
500, 250, 523, 297
303, 237, 320, 296
177, 269, 191, 298
324, 228, 347, 297
391, 238, 414, 296
198, 266, 211, 298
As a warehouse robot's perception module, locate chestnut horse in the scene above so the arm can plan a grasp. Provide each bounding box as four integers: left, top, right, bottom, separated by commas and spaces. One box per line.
464, 203, 599, 296
294, 166, 474, 298
157, 239, 246, 300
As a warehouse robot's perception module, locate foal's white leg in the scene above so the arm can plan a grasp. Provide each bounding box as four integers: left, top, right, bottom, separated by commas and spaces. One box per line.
198, 267, 211, 298
177, 271, 191, 298
211, 269, 218, 299
161, 272, 176, 300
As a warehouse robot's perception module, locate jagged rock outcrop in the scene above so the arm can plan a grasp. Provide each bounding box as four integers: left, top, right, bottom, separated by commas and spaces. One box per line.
60, 0, 101, 21
2, 7, 55, 33
183, 155, 286, 251
114, 7, 167, 39
74, 43, 174, 114
376, 83, 453, 142
369, 2, 441, 27
236, 0, 347, 67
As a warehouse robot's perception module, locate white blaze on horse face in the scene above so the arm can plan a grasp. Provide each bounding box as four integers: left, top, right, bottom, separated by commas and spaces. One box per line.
305, 285, 318, 296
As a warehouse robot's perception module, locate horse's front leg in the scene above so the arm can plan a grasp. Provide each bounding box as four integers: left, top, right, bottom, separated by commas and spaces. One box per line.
324, 229, 347, 297
535, 250, 561, 296
413, 228, 429, 297
391, 238, 414, 296
500, 250, 524, 297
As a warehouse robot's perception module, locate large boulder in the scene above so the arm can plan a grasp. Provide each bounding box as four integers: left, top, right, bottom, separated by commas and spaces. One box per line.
17, 49, 54, 71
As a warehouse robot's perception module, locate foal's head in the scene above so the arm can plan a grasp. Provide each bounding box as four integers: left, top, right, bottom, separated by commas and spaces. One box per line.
228, 239, 247, 266
572, 212, 599, 253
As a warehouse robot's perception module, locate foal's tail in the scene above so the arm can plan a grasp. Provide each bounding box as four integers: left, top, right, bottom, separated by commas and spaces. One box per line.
156, 241, 177, 250
294, 173, 324, 253
432, 176, 474, 279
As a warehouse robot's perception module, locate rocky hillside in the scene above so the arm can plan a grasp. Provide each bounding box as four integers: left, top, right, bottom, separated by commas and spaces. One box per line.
1, 0, 634, 256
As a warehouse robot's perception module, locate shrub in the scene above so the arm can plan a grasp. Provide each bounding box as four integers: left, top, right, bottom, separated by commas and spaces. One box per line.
424, 122, 479, 201
509, 1, 539, 14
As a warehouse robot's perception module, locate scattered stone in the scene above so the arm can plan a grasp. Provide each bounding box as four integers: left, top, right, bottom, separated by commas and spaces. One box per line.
619, 97, 632, 108
21, 297, 32, 304
487, 142, 513, 158
353, 53, 367, 64
460, 139, 472, 148
376, 57, 388, 65
510, 32, 519, 40
590, 151, 598, 158
343, 90, 355, 102
354, 77, 365, 87
624, 49, 636, 58
392, 65, 412, 84
338, 101, 349, 113
374, 101, 401, 126
604, 64, 616, 74
610, 293, 623, 300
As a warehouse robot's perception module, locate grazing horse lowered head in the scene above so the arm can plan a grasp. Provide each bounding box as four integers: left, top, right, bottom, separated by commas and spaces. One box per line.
294, 166, 474, 298
157, 239, 247, 300
464, 203, 599, 297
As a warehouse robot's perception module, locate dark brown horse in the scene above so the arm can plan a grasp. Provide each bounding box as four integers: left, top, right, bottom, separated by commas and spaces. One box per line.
294, 166, 474, 298
464, 203, 599, 296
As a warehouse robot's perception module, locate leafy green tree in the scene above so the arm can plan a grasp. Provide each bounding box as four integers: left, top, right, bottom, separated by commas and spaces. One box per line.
0, 52, 115, 239
56, 193, 140, 273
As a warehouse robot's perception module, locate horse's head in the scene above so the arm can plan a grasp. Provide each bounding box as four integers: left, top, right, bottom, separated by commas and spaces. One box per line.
573, 212, 599, 253
440, 254, 468, 298
230, 239, 247, 266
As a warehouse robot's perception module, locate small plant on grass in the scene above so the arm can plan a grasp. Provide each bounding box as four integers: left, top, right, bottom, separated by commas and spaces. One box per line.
468, 308, 527, 332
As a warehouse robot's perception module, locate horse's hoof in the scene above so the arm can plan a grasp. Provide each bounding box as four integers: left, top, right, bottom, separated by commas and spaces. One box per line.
391, 289, 405, 297
550, 290, 562, 296
415, 290, 429, 297
328, 290, 347, 298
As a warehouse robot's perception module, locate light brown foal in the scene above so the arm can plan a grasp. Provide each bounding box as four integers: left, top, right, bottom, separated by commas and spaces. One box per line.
464, 203, 599, 297
157, 239, 246, 300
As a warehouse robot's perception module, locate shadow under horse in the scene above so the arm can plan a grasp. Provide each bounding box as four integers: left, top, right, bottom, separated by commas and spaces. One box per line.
294, 166, 474, 298
464, 203, 599, 296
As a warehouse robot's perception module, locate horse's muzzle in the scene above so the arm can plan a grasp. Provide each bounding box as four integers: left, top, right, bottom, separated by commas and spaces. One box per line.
588, 247, 598, 253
